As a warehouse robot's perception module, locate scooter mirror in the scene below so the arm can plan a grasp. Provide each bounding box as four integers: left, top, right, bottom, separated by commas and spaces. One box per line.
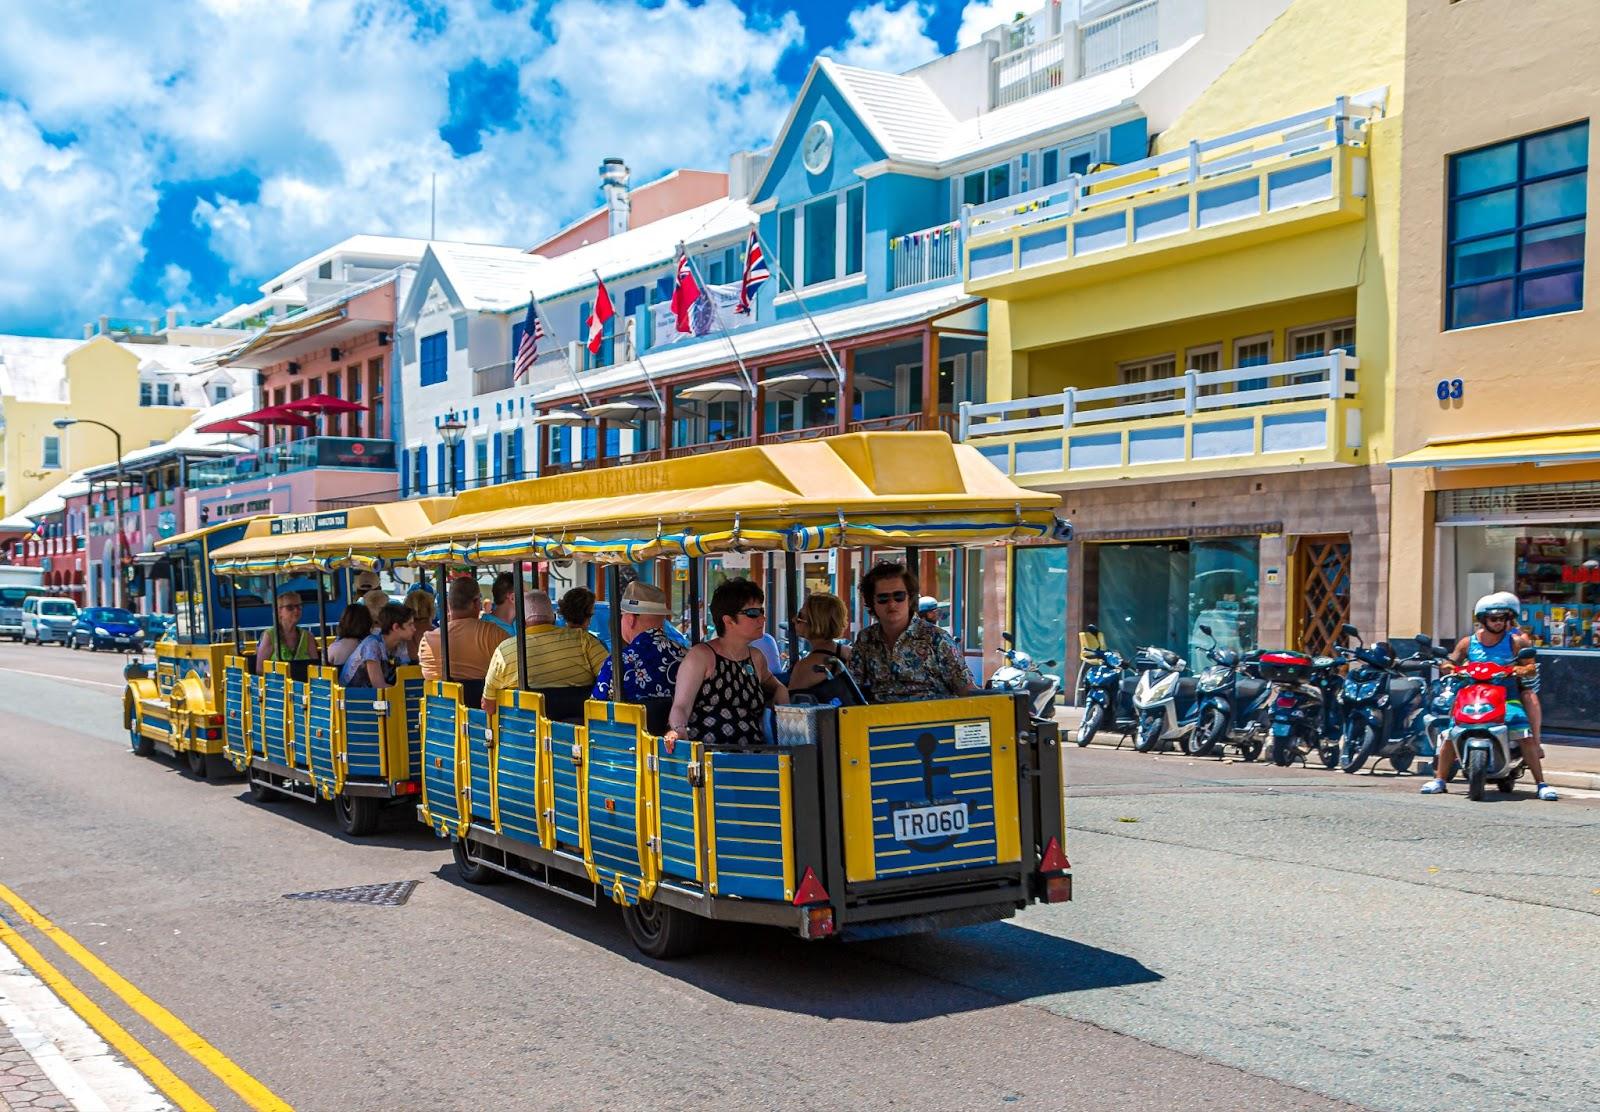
1414, 633, 1432, 647
1516, 646, 1538, 661
1341, 623, 1360, 639
1199, 624, 1212, 636
1001, 631, 1014, 643
1043, 659, 1058, 667
1433, 645, 1451, 658
1085, 624, 1100, 635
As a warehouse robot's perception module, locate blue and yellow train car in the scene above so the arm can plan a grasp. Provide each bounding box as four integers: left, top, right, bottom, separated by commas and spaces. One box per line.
399, 432, 1074, 956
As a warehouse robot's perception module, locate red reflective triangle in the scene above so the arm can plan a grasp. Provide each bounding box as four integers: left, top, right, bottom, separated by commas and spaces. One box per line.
792, 866, 830, 906
1039, 836, 1069, 874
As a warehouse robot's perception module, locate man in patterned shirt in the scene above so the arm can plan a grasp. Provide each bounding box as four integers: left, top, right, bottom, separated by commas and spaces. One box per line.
593, 581, 685, 703
849, 562, 977, 703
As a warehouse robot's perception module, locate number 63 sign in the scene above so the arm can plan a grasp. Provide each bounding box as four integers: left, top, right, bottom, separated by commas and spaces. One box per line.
1436, 378, 1464, 400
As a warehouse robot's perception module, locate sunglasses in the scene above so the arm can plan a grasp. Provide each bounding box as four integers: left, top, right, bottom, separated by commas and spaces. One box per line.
280, 604, 302, 611
737, 607, 766, 620
1484, 613, 1512, 622
874, 590, 909, 604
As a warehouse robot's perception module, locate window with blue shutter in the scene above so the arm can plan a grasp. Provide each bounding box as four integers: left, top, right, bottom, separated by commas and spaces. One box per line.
510, 427, 524, 480
435, 443, 446, 489
400, 449, 410, 497
417, 446, 429, 494
492, 432, 503, 483
420, 332, 448, 386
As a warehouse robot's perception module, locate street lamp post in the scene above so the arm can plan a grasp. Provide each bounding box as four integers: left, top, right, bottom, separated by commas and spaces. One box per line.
54, 417, 124, 609
438, 413, 467, 495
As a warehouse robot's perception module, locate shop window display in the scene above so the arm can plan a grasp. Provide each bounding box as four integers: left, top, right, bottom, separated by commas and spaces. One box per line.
1454, 526, 1600, 648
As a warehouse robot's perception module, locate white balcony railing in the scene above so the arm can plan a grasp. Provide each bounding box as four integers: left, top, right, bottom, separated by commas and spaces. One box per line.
994, 33, 1070, 109
959, 351, 1359, 441
1079, 0, 1159, 76
963, 98, 1375, 247
889, 221, 963, 290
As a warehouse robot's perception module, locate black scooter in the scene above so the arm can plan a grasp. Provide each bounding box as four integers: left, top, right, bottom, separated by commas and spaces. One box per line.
1189, 625, 1269, 761
1338, 627, 1448, 775
1075, 624, 1139, 747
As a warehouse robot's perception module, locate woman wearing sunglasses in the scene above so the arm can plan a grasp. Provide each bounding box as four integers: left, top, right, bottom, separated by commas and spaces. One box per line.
850, 562, 977, 703
665, 577, 787, 746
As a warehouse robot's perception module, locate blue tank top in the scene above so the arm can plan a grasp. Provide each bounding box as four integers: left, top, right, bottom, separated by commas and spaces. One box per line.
1467, 632, 1514, 665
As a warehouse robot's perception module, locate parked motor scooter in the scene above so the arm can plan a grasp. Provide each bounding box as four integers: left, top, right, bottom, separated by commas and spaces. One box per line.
1448, 647, 1538, 800
1075, 625, 1139, 746
986, 633, 1061, 721
1337, 627, 1444, 775
1258, 650, 1343, 768
1189, 625, 1269, 760
1131, 647, 1200, 753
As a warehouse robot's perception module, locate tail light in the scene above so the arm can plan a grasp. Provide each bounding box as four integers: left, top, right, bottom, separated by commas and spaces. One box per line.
1275, 693, 1297, 709
1043, 875, 1073, 903
396, 780, 420, 796
793, 867, 834, 939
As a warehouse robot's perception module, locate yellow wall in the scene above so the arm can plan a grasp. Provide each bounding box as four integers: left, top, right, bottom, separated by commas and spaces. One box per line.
1154, 0, 1406, 153
1027, 291, 1358, 394
1, 337, 200, 515
1388, 0, 1600, 632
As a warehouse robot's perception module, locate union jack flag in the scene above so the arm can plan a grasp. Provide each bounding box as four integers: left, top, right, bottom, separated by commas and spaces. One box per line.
513, 298, 544, 382
735, 231, 768, 315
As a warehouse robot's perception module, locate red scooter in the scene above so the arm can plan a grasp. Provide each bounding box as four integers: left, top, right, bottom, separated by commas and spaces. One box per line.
1446, 646, 1536, 801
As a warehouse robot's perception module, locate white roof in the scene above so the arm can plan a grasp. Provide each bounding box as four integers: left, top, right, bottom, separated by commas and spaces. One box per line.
433, 197, 755, 316
0, 335, 79, 403
258, 234, 432, 295
135, 344, 227, 375
799, 42, 1193, 177
108, 390, 260, 470
537, 283, 977, 402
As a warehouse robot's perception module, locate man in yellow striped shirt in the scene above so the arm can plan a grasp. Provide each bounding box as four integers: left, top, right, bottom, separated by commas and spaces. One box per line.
481, 592, 609, 713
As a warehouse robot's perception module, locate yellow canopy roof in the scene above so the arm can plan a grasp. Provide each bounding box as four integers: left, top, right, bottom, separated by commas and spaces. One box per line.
208, 499, 451, 570
1389, 428, 1600, 469
159, 514, 275, 549
408, 432, 1063, 563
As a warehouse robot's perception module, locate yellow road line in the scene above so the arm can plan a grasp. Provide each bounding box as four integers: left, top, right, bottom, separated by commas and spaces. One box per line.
0, 884, 291, 1112
0, 915, 214, 1112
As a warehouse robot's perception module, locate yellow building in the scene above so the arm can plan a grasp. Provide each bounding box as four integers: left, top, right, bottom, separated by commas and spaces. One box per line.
0, 335, 203, 517
960, 0, 1405, 668
1388, 0, 1597, 733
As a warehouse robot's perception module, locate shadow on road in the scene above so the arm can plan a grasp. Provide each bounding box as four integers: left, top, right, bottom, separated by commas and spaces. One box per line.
430, 864, 1161, 1022
223, 786, 446, 852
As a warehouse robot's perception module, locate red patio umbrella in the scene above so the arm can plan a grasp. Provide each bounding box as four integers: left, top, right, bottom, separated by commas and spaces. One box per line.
196, 418, 266, 434
233, 405, 316, 428
281, 393, 368, 414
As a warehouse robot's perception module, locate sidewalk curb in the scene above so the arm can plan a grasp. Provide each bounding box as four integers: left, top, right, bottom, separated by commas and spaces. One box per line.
1059, 726, 1600, 789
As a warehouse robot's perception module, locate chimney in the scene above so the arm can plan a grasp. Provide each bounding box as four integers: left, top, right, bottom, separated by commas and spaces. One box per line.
600, 158, 631, 237
165, 309, 179, 330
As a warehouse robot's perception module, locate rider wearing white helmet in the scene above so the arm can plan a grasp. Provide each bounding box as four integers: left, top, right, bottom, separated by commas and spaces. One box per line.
1421, 591, 1556, 800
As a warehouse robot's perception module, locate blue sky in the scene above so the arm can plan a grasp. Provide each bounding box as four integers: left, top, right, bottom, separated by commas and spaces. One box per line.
0, 0, 1008, 338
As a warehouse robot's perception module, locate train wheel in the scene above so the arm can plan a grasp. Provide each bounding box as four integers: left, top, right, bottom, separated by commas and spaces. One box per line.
622, 898, 704, 960
452, 839, 503, 886
334, 793, 380, 837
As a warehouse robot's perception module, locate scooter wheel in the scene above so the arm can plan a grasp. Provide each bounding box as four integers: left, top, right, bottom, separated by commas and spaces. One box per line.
1134, 716, 1162, 753
1238, 738, 1263, 763
1077, 703, 1104, 747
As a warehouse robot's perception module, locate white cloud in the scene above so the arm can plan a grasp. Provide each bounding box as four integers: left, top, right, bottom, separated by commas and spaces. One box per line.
0, 102, 159, 333
158, 264, 192, 303
832, 2, 939, 74
0, 0, 805, 334
956, 1, 1016, 48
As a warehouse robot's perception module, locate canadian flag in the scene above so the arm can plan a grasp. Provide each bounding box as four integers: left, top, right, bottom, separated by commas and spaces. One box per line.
586, 277, 615, 355
669, 251, 701, 334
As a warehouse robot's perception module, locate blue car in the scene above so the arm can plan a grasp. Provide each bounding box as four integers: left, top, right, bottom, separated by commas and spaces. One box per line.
69, 607, 145, 652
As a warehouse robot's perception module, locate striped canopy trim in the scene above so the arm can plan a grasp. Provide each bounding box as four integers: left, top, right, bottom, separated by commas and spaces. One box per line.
406, 512, 1057, 566
212, 552, 382, 577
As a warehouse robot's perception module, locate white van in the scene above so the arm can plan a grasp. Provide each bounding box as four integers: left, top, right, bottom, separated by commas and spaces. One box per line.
22, 595, 78, 645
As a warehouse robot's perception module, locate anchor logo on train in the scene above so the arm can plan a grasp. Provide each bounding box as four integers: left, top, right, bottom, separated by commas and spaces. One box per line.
890, 731, 961, 852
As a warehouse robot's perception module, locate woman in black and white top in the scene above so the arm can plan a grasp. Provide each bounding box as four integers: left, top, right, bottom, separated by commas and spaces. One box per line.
664, 578, 787, 747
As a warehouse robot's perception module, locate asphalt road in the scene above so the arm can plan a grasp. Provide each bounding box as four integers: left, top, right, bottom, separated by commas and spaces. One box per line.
0, 640, 1594, 1111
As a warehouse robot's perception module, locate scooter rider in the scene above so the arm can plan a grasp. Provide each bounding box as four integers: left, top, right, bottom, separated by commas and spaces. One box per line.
1421, 591, 1557, 801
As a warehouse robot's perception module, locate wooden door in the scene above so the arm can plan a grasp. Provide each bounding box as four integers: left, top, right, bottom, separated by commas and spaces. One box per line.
1297, 535, 1352, 656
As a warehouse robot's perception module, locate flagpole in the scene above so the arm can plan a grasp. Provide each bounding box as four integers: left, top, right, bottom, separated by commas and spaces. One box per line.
678, 242, 756, 396
522, 291, 591, 406
751, 229, 846, 386
593, 270, 663, 409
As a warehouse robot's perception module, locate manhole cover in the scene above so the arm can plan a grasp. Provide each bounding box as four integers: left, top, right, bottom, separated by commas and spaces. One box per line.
283, 881, 418, 907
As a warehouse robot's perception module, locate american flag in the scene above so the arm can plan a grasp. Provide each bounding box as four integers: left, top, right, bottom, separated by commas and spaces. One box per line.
513, 298, 544, 382
735, 231, 768, 315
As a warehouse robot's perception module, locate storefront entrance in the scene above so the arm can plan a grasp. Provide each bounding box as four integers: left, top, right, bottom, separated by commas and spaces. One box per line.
1014, 545, 1069, 682
1295, 535, 1352, 656
1085, 538, 1260, 668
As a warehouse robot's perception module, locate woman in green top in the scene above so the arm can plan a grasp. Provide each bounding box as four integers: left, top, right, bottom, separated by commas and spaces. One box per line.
254, 591, 321, 675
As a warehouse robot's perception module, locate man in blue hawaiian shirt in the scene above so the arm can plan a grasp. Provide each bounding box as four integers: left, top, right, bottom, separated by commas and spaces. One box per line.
593, 581, 685, 702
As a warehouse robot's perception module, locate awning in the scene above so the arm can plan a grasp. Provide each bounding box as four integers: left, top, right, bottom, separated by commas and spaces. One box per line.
207, 500, 451, 575
235, 405, 315, 428
1389, 429, 1600, 469
405, 431, 1065, 565
196, 418, 265, 435
282, 393, 367, 415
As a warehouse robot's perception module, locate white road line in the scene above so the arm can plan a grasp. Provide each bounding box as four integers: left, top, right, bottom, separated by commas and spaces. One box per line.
0, 667, 122, 690
0, 942, 171, 1111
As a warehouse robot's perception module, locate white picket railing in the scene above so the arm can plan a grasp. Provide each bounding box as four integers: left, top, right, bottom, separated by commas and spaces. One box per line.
959, 351, 1358, 441
962, 97, 1374, 244
993, 33, 1070, 109
889, 221, 962, 290
1079, 0, 1159, 76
